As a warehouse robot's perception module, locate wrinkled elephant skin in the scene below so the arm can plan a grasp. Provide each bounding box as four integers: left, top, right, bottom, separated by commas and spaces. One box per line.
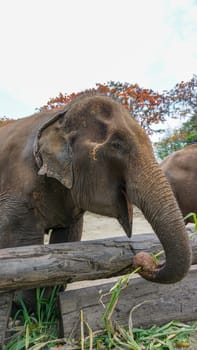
161, 144, 197, 223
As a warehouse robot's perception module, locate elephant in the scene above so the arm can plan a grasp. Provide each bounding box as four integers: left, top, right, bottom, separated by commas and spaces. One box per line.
160, 144, 197, 223
0, 93, 191, 288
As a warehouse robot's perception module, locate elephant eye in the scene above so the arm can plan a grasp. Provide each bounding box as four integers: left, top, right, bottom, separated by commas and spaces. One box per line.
110, 139, 123, 150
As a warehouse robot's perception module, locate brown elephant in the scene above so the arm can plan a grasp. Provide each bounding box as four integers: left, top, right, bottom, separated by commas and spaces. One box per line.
0, 94, 191, 286
161, 144, 197, 223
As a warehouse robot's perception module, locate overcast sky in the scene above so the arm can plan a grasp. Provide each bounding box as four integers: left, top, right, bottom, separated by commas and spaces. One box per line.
0, 0, 196, 118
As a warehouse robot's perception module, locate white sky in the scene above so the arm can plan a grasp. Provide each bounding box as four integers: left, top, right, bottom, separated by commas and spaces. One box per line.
0, 0, 196, 118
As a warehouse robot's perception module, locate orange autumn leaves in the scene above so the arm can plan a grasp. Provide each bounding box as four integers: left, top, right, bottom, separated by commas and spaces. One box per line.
1, 75, 196, 133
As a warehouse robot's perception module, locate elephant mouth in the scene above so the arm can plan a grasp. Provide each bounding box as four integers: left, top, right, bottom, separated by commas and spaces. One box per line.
118, 187, 133, 238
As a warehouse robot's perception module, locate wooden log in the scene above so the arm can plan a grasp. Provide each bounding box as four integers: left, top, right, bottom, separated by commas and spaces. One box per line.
0, 232, 196, 291
60, 265, 197, 339
0, 293, 13, 347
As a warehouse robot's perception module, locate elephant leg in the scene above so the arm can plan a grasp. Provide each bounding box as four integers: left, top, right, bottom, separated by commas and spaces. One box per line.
0, 197, 45, 314
15, 218, 83, 314
49, 216, 84, 244
0, 196, 44, 248
43, 216, 84, 314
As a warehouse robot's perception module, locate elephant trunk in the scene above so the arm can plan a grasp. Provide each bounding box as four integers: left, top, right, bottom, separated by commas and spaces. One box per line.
128, 163, 192, 283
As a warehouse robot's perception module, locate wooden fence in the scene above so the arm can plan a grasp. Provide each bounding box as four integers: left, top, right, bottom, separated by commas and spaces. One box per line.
0, 231, 197, 345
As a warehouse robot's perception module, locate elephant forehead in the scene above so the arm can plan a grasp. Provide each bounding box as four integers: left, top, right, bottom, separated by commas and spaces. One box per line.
65, 97, 130, 128
70, 95, 115, 116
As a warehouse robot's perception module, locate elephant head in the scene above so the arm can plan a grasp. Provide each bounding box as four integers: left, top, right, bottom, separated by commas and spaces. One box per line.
34, 94, 191, 283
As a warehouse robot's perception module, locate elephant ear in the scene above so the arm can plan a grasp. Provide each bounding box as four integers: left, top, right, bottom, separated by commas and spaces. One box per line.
38, 139, 73, 189
33, 108, 74, 189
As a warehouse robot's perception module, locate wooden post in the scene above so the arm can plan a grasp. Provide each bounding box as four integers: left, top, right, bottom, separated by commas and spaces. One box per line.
0, 293, 13, 347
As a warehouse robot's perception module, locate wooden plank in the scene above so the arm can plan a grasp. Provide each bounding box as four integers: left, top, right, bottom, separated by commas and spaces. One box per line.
0, 232, 196, 292
0, 293, 13, 347
60, 265, 197, 339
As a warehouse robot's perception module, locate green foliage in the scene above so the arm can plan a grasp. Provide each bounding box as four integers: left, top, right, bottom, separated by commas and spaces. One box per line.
184, 212, 197, 232
133, 321, 197, 349
0, 117, 14, 127
79, 321, 197, 349
3, 286, 61, 350
155, 113, 197, 160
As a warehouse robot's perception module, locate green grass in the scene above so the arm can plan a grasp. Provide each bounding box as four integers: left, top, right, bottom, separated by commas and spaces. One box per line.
3, 286, 62, 350
4, 274, 197, 350
81, 321, 197, 350
79, 272, 197, 349
184, 212, 197, 232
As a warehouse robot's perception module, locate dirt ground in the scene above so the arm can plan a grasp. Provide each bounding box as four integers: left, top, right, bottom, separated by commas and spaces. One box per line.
82, 207, 194, 241
82, 207, 153, 240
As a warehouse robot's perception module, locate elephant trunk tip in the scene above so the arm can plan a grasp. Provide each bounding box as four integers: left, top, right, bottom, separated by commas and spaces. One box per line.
133, 251, 191, 284
133, 252, 159, 281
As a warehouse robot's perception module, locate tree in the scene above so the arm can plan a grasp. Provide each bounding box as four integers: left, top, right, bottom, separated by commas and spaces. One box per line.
1, 75, 196, 134
0, 117, 14, 128
155, 113, 197, 160
41, 75, 197, 134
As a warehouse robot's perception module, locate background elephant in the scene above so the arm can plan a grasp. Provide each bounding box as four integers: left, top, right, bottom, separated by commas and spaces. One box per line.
161, 144, 197, 223
0, 94, 191, 288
